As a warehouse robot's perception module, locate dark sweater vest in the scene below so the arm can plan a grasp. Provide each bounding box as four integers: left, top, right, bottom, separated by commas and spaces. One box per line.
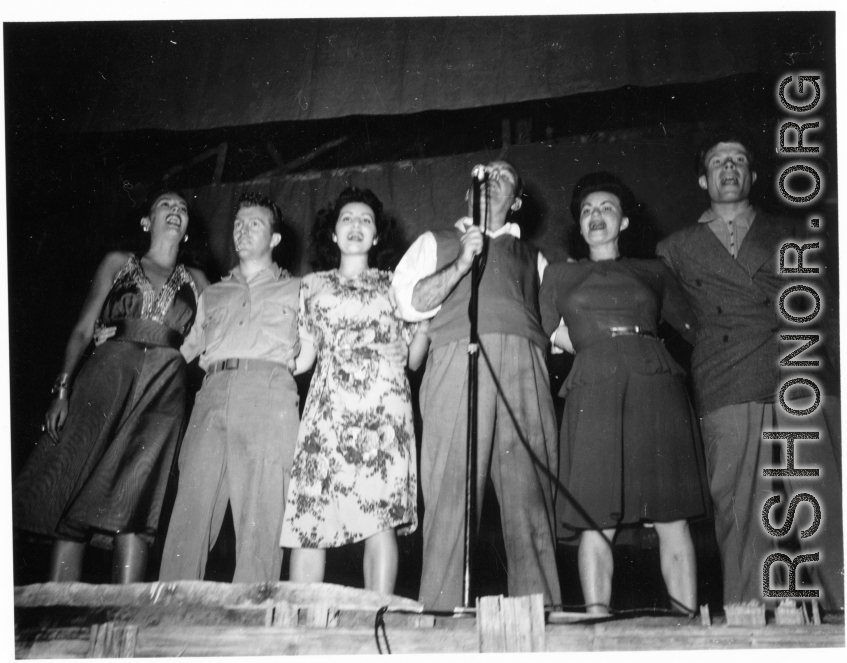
427, 228, 548, 351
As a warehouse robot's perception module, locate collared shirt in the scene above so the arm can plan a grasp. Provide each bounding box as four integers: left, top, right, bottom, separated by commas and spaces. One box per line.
698, 206, 756, 258
181, 262, 300, 370
392, 218, 548, 322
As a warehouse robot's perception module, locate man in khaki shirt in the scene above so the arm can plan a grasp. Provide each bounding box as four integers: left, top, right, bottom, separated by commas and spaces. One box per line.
160, 191, 300, 583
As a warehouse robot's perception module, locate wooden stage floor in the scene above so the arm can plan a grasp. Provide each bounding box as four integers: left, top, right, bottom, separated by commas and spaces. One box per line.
14, 581, 845, 657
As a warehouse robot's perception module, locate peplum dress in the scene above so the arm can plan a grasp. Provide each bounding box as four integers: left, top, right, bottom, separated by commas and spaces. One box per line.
13, 254, 199, 548
539, 258, 710, 534
279, 269, 418, 548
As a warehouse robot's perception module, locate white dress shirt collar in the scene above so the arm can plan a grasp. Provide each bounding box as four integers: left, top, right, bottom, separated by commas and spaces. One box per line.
455, 217, 521, 239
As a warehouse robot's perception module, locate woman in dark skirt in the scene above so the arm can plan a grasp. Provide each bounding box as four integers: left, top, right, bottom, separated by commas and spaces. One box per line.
539, 172, 709, 615
13, 190, 209, 583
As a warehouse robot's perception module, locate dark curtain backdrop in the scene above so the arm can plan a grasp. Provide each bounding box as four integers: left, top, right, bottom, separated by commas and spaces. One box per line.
36, 13, 810, 132
187, 134, 715, 274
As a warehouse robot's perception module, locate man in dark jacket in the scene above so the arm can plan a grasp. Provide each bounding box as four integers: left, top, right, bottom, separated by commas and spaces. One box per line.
657, 134, 842, 610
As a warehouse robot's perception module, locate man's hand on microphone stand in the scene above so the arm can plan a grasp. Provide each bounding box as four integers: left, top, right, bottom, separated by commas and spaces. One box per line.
457, 225, 484, 275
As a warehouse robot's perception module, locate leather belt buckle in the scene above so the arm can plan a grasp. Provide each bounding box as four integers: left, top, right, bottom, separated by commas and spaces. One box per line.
208, 358, 240, 377
206, 357, 289, 378
609, 325, 639, 338
609, 325, 659, 340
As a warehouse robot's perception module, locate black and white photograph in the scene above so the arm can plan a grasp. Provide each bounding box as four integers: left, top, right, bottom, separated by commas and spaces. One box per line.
2, 3, 844, 656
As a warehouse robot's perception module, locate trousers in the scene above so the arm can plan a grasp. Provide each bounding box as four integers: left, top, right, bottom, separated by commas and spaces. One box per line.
418, 334, 562, 611
701, 397, 843, 609
159, 363, 299, 583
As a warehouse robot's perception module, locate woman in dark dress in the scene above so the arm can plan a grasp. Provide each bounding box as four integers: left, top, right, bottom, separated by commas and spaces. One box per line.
13, 191, 209, 583
539, 172, 708, 615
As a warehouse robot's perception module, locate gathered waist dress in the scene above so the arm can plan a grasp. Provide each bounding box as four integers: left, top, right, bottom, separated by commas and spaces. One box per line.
13, 254, 198, 548
539, 258, 710, 533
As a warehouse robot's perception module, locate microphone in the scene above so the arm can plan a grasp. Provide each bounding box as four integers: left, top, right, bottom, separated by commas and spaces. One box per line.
471, 164, 488, 181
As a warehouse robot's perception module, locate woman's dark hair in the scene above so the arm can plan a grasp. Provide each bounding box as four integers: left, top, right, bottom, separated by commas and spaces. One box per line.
568, 172, 652, 260
310, 187, 398, 271
569, 171, 634, 222
144, 188, 186, 217
124, 189, 188, 257
127, 188, 212, 273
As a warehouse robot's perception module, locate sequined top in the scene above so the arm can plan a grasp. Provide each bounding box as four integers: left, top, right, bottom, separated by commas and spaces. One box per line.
100, 254, 199, 338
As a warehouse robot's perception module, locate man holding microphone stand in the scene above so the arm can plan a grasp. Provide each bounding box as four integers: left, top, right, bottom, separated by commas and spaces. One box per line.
392, 160, 561, 612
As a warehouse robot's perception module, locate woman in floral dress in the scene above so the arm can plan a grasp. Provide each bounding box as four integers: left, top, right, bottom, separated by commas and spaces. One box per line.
280, 187, 429, 594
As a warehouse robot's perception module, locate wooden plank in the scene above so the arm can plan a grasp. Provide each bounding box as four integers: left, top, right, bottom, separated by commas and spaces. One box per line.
547, 610, 601, 624
17, 603, 433, 632
303, 603, 339, 628
501, 118, 511, 148
17, 638, 91, 659
136, 625, 477, 656
515, 118, 532, 145
271, 601, 296, 627
15, 581, 423, 612
162, 145, 221, 181
89, 623, 106, 658
775, 601, 806, 625
477, 595, 502, 652
725, 602, 766, 627
542, 622, 845, 651
28, 628, 493, 659
812, 600, 822, 625
529, 593, 545, 651
119, 624, 138, 658
16, 621, 844, 658
477, 594, 544, 652
212, 142, 228, 184
89, 621, 137, 658
502, 596, 523, 651
255, 137, 349, 180
104, 623, 122, 658
20, 628, 467, 658
16, 603, 274, 630
334, 609, 434, 630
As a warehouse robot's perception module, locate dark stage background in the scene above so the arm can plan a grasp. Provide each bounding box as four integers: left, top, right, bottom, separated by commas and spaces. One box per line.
4, 13, 839, 612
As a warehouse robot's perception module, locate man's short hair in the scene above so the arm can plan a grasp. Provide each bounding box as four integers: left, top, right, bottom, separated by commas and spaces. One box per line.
695, 129, 757, 177
237, 191, 282, 234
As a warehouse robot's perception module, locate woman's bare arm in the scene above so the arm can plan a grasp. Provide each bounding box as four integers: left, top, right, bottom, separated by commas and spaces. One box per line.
45, 251, 128, 441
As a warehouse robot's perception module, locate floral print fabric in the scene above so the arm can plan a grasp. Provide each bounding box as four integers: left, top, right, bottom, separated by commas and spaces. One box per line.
280, 269, 418, 548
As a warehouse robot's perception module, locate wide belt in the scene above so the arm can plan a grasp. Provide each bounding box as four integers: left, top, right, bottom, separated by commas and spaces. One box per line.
205, 357, 288, 377
112, 319, 183, 349
608, 325, 658, 339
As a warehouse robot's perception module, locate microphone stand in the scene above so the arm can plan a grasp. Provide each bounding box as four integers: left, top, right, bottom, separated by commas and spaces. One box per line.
462, 166, 489, 609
